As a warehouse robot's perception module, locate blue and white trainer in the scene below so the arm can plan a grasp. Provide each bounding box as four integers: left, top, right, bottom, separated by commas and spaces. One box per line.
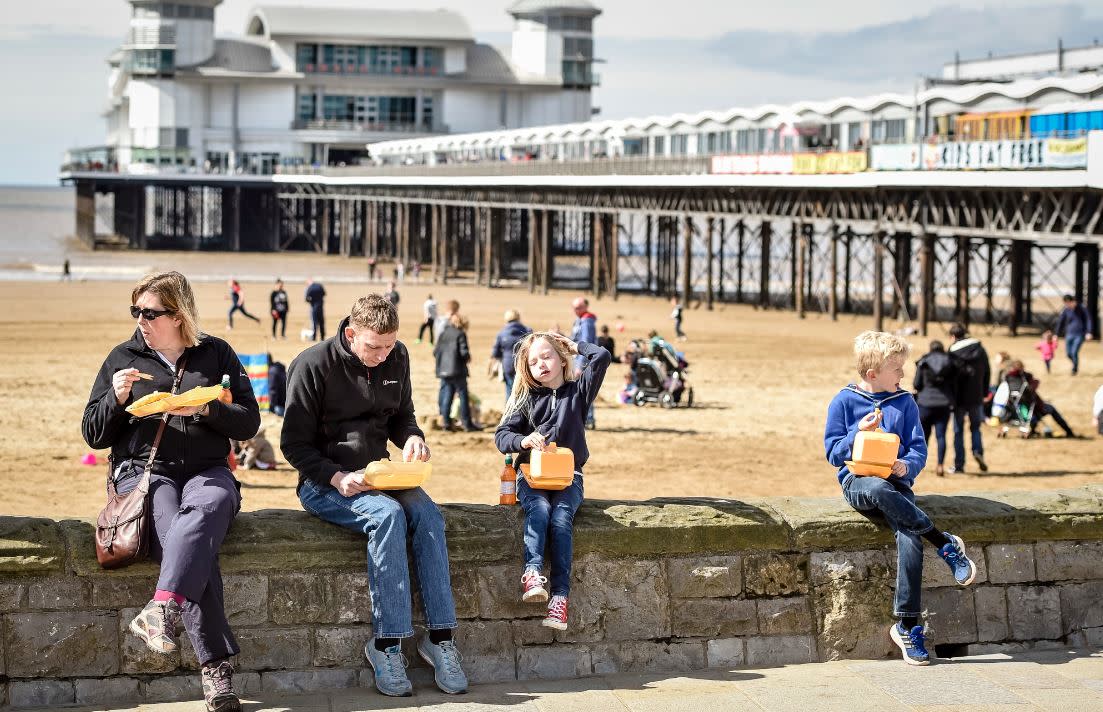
417, 637, 469, 695
363, 639, 413, 697
938, 533, 977, 586
889, 622, 930, 666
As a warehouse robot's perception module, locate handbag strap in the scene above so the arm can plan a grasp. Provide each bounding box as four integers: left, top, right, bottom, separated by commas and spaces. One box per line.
122, 355, 190, 497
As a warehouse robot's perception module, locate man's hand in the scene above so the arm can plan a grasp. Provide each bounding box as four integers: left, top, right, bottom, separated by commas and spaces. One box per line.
403, 435, 431, 462
521, 431, 548, 451
858, 410, 883, 431
331, 471, 374, 497
890, 460, 907, 477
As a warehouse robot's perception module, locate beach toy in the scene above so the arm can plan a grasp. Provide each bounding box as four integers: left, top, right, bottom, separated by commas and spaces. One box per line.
521, 443, 575, 490
357, 460, 432, 490
81, 452, 98, 466
845, 409, 899, 478
615, 321, 625, 332
126, 384, 226, 417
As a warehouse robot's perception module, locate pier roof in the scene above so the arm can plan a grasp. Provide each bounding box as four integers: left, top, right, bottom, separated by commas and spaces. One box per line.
245, 6, 474, 43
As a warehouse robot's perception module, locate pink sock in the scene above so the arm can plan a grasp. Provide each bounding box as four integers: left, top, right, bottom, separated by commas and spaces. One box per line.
153, 589, 186, 606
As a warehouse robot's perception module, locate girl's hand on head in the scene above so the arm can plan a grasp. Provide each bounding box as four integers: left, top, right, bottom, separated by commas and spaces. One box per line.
521, 432, 547, 451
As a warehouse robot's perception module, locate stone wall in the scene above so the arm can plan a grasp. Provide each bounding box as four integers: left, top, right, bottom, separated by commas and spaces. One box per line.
2, 485, 1103, 708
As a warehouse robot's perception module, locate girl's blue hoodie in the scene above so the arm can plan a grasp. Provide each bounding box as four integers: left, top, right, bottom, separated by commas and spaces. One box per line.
823, 386, 927, 487
495, 341, 611, 472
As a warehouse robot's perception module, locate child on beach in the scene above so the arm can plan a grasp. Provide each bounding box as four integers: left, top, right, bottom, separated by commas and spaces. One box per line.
494, 331, 611, 630
1035, 330, 1057, 373
824, 331, 978, 666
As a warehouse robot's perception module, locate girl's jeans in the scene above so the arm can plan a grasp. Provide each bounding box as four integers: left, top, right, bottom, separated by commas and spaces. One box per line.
298, 481, 458, 638
841, 474, 934, 618
518, 471, 584, 597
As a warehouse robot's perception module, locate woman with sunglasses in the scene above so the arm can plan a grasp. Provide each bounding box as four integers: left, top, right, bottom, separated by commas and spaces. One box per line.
82, 271, 260, 712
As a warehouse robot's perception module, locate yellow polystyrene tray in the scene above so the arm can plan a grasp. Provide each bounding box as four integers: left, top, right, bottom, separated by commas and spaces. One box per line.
846, 460, 892, 478
358, 460, 432, 490
126, 384, 224, 417
520, 460, 574, 491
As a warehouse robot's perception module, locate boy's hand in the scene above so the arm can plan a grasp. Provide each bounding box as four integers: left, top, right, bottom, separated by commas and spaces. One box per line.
858, 411, 882, 431
890, 460, 907, 477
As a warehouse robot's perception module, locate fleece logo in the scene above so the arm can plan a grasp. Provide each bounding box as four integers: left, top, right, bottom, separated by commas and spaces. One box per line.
382, 379, 398, 386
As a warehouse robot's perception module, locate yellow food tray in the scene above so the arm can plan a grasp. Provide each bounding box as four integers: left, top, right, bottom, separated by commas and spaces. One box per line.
126, 384, 224, 417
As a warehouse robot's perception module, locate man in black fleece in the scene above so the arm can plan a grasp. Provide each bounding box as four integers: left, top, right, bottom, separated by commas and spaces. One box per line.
281, 294, 467, 697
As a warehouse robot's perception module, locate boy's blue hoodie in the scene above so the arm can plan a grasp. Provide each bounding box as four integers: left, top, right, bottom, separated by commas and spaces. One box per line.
495, 341, 611, 472
824, 386, 926, 487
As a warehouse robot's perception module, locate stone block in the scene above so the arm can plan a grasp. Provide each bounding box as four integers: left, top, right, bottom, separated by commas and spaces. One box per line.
269, 573, 338, 624
464, 653, 517, 685
219, 509, 365, 573
667, 555, 742, 598
772, 496, 892, 550
1035, 541, 1103, 582
707, 638, 746, 668
671, 598, 757, 638
7, 679, 74, 707
516, 646, 592, 680
58, 519, 160, 577
478, 564, 542, 620
570, 557, 668, 640
180, 634, 200, 671
4, 610, 119, 677
921, 586, 977, 644
0, 582, 24, 612
744, 554, 808, 596
1007, 585, 1062, 641
1059, 581, 1103, 635
454, 623, 517, 685
0, 516, 66, 574
261, 669, 358, 693
26, 576, 90, 609
441, 502, 518, 564
332, 572, 372, 624
758, 596, 812, 636
512, 618, 559, 647
313, 626, 372, 667
234, 627, 312, 670
223, 574, 268, 626
1069, 626, 1103, 647
119, 606, 181, 673
812, 574, 894, 660
745, 635, 816, 666
236, 671, 262, 695
74, 676, 141, 705
922, 544, 987, 587
591, 640, 705, 675
974, 587, 1010, 642
451, 568, 480, 619
143, 674, 202, 702
809, 550, 892, 585
91, 575, 157, 609
985, 544, 1036, 584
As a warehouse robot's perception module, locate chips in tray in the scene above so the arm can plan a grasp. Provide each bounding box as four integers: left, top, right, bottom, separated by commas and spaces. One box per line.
126, 384, 225, 417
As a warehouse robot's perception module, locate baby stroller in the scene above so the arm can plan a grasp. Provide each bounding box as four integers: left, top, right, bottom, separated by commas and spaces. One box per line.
991, 371, 1036, 438
631, 349, 693, 408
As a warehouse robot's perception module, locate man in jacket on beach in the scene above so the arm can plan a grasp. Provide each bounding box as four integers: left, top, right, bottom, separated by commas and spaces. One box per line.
948, 323, 991, 475
304, 279, 326, 341
1055, 294, 1094, 375
280, 294, 468, 698
571, 296, 598, 429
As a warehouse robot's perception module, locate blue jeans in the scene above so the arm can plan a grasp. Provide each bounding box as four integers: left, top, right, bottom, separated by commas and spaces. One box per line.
952, 403, 985, 470
438, 376, 474, 426
1066, 333, 1085, 374
918, 405, 950, 465
298, 480, 457, 637
503, 373, 515, 403
841, 475, 932, 618
310, 306, 325, 341
518, 471, 584, 597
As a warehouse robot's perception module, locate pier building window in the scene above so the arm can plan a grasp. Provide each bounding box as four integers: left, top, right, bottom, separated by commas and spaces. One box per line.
670, 134, 689, 155
297, 93, 316, 122
421, 97, 434, 129
702, 131, 731, 154
623, 138, 645, 156
652, 135, 665, 156
547, 15, 593, 31
297, 45, 317, 71
848, 122, 863, 148
871, 118, 905, 144
422, 47, 442, 70
127, 48, 175, 75
299, 43, 432, 74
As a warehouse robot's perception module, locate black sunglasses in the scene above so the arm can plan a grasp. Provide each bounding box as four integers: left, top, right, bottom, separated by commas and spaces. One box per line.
130, 305, 174, 320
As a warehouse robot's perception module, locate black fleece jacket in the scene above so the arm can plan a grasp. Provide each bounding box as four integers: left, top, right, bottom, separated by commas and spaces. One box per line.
281, 316, 424, 490
82, 329, 261, 477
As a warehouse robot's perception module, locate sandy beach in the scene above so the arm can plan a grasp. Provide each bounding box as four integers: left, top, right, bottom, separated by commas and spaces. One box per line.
1, 254, 1099, 519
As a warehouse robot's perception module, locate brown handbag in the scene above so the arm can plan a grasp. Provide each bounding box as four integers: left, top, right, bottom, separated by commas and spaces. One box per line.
95, 357, 187, 569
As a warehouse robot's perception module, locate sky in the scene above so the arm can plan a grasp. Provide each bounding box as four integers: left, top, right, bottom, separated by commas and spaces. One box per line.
4, 1, 1103, 184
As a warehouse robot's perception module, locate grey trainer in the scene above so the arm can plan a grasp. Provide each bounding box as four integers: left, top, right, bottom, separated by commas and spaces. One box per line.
417, 637, 469, 695
364, 639, 413, 697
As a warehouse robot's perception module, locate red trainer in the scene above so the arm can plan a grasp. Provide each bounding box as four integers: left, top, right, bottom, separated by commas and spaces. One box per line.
542, 595, 568, 630
521, 569, 549, 603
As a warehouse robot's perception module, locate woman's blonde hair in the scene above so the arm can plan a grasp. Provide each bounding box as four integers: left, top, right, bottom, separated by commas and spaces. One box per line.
501, 332, 577, 422
131, 271, 202, 347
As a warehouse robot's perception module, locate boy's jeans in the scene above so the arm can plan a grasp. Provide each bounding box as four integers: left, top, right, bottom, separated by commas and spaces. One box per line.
1066, 333, 1085, 373
952, 404, 985, 470
298, 481, 457, 638
841, 474, 933, 618
518, 472, 584, 597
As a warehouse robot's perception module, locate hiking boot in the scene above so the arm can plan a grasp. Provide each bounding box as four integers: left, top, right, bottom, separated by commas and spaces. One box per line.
364, 639, 413, 697
521, 568, 549, 603
129, 598, 183, 655
542, 595, 569, 630
938, 533, 977, 586
201, 659, 240, 712
462, 423, 484, 432
974, 454, 988, 472
889, 622, 930, 666
417, 637, 468, 695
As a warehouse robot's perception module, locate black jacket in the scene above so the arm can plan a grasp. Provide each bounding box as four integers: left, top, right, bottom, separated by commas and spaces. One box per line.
270, 289, 289, 315
949, 338, 992, 407
434, 323, 471, 379
281, 316, 424, 489
491, 321, 532, 379
82, 330, 261, 478
913, 351, 957, 409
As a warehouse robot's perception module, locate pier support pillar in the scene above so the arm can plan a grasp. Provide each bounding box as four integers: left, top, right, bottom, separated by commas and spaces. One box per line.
919, 234, 935, 337
956, 235, 970, 327
682, 216, 693, 305
759, 220, 772, 308
75, 181, 96, 248
829, 223, 839, 321
706, 217, 715, 310
873, 232, 885, 332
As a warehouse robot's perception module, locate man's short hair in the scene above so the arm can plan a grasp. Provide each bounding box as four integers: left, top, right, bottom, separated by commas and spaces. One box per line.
854, 330, 911, 378
350, 294, 399, 334
1063, 294, 1076, 302
948, 322, 967, 340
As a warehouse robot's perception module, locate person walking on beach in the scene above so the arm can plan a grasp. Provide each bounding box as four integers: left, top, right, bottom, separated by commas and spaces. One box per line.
570, 297, 598, 429
368, 257, 377, 282
491, 309, 532, 401
913, 340, 957, 477
226, 280, 261, 330
384, 281, 400, 307
948, 323, 990, 474
417, 294, 437, 345
62, 258, 71, 282
305, 279, 327, 341
269, 279, 289, 340
670, 297, 687, 341
1055, 294, 1094, 375
434, 311, 481, 431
